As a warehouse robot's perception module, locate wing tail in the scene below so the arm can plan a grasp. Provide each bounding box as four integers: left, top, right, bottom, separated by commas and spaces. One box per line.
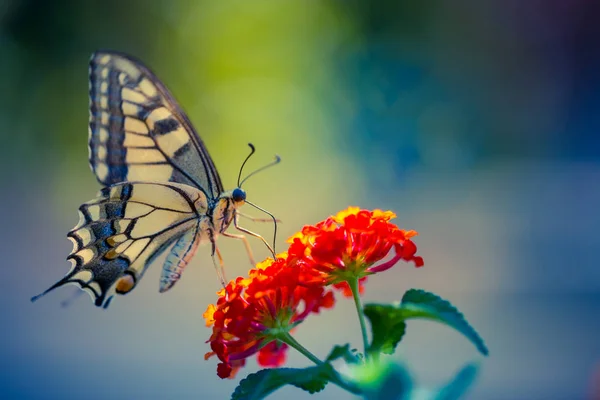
31, 277, 71, 303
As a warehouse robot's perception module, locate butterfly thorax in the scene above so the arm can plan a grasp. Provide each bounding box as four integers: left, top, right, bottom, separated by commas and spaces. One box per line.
210, 188, 246, 234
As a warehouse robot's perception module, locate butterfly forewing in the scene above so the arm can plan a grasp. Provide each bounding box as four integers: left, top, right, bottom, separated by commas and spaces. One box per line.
33, 182, 207, 307
88, 51, 224, 197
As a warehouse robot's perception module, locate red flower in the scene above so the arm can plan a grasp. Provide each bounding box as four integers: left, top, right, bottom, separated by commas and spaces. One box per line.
204, 254, 335, 378
288, 207, 424, 296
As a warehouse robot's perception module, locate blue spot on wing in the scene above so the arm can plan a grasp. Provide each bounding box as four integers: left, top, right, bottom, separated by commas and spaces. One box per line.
108, 165, 127, 183
121, 184, 132, 200
105, 202, 125, 218
90, 221, 115, 239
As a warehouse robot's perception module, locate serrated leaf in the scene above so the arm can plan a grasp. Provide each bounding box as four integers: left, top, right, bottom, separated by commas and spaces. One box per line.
364, 290, 488, 357
434, 363, 479, 400
363, 305, 407, 355
326, 344, 349, 361
231, 365, 331, 400
326, 344, 361, 364
400, 289, 488, 356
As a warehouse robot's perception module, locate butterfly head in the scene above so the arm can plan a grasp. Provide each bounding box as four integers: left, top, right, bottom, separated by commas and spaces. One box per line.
231, 187, 247, 206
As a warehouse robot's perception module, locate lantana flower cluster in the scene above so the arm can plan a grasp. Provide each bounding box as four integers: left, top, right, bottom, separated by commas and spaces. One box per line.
204, 207, 423, 378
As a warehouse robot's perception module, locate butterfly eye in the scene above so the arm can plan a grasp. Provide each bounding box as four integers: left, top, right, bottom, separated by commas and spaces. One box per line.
232, 188, 246, 203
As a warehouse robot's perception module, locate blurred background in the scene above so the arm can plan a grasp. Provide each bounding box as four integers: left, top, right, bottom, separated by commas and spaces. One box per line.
1, 0, 599, 398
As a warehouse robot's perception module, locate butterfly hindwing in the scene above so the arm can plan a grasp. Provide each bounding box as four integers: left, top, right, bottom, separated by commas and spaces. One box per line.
32, 182, 208, 307
88, 51, 224, 198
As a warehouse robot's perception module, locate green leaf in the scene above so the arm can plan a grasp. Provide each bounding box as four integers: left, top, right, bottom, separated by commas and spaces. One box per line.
363, 306, 406, 355
400, 289, 488, 356
364, 289, 488, 357
434, 363, 479, 400
326, 344, 361, 364
231, 365, 332, 400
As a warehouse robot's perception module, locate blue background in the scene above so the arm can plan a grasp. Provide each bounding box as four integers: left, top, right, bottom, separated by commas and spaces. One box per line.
1, 1, 599, 398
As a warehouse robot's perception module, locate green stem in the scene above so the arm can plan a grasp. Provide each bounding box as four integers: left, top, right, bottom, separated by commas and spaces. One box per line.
348, 277, 369, 357
279, 332, 322, 365
278, 333, 362, 395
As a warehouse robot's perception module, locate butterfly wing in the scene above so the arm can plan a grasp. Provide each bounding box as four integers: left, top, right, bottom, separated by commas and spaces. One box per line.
88, 51, 224, 198
31, 182, 209, 308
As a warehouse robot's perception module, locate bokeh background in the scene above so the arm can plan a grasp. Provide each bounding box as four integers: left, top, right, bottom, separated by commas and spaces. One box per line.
1, 0, 599, 398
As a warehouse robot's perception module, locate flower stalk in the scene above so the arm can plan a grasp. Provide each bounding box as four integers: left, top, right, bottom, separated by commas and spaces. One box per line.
278, 332, 322, 366
348, 277, 370, 357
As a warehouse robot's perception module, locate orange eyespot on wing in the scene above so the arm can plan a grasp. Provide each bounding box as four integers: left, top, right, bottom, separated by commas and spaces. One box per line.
115, 274, 136, 294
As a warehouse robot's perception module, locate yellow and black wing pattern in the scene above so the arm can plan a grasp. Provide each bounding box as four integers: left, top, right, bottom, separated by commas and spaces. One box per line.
32, 182, 207, 308
88, 51, 223, 198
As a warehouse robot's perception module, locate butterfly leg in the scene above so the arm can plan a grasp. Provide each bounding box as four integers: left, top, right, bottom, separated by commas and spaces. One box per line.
222, 231, 256, 266
210, 237, 228, 288
237, 212, 282, 224
233, 214, 276, 257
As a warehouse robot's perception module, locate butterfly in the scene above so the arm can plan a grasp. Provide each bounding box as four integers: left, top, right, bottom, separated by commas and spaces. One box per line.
32, 51, 279, 308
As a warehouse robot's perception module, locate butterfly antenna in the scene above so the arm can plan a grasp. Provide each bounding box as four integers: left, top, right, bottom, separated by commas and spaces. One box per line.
237, 143, 256, 187
245, 200, 278, 254
239, 155, 281, 188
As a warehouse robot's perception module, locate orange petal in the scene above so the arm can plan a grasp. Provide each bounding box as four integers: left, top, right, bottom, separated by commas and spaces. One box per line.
371, 209, 396, 221
203, 304, 217, 327
332, 206, 361, 223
